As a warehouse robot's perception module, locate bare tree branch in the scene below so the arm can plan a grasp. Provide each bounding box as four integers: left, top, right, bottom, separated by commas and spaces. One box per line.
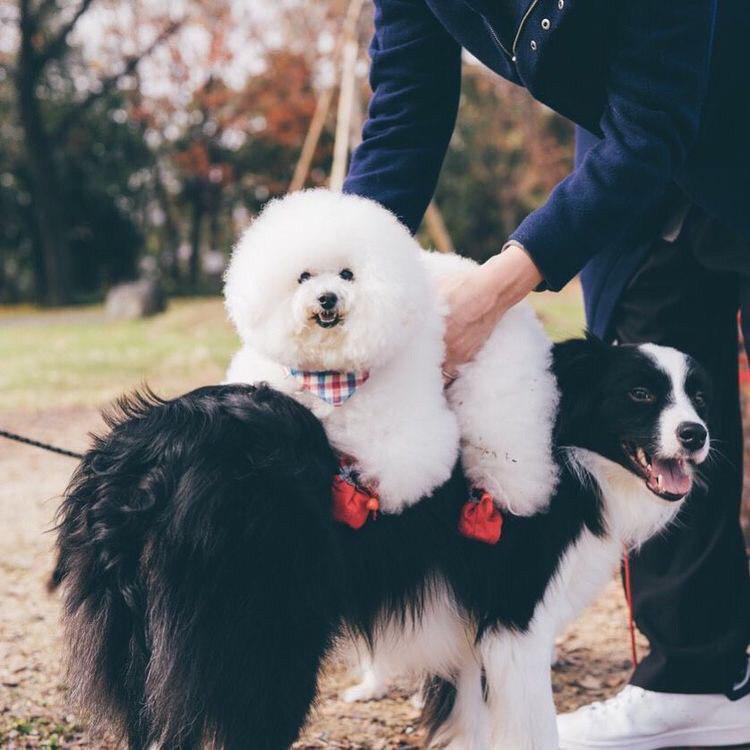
18, 0, 32, 25
53, 20, 183, 140
39, 0, 96, 65
18, 0, 46, 81
37, 0, 62, 23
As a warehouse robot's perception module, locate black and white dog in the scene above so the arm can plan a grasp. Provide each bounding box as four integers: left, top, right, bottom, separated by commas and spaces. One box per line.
55, 337, 711, 750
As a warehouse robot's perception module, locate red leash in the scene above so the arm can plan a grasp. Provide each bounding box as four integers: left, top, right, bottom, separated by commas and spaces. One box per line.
623, 549, 639, 669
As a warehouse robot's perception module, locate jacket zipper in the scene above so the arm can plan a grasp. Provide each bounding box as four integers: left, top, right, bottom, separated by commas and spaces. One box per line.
483, 0, 541, 63
482, 16, 513, 60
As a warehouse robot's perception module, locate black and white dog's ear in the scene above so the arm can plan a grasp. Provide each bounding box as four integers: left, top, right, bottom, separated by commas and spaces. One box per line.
551, 333, 609, 444
553, 333, 608, 382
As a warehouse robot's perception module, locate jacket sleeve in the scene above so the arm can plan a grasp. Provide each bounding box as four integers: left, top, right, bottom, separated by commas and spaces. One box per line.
511, 1, 717, 291
343, 0, 462, 234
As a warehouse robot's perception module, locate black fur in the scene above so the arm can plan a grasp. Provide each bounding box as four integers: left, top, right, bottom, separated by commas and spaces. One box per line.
56, 385, 345, 749
56, 338, 712, 749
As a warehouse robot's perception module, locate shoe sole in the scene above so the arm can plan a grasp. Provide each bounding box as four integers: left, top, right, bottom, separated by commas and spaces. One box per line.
559, 723, 750, 750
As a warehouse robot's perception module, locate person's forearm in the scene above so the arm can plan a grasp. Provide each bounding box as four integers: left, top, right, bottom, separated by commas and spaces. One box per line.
343, 0, 462, 234
482, 243, 544, 319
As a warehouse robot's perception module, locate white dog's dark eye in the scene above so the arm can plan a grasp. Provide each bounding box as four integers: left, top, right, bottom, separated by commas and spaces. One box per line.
693, 391, 706, 407
339, 268, 354, 281
298, 271, 312, 284
629, 387, 655, 403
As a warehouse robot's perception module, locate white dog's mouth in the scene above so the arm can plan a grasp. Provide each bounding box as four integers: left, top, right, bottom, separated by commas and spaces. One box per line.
313, 309, 342, 328
622, 442, 694, 502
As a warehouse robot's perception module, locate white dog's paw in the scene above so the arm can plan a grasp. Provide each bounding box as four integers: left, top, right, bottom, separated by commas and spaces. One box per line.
341, 678, 389, 703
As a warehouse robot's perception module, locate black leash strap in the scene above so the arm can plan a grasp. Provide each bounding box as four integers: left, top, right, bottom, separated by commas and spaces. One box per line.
0, 428, 83, 460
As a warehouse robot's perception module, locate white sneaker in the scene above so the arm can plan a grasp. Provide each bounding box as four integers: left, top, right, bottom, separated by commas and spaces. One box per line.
557, 684, 750, 749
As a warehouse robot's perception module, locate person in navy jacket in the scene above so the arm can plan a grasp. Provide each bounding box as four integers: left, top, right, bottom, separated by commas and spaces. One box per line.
344, 1, 750, 746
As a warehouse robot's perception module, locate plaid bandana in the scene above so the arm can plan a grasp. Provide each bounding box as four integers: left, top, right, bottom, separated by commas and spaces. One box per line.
286, 368, 370, 407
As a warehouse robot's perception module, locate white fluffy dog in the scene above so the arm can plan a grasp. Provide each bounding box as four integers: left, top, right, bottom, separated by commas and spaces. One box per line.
225, 189, 556, 517
224, 189, 559, 705
224, 189, 459, 513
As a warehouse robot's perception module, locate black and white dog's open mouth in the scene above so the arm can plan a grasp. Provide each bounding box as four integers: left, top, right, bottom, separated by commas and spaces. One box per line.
622, 442, 693, 501
313, 310, 342, 328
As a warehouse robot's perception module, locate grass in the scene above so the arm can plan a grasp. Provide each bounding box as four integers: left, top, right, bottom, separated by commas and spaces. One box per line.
532, 281, 587, 341
0, 298, 240, 411
0, 285, 585, 412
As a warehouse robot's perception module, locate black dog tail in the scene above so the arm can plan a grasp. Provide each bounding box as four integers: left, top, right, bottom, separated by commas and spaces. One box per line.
56, 384, 343, 749
55, 388, 169, 746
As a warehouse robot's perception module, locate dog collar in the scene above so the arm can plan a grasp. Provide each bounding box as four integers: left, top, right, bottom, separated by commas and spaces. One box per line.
286, 368, 370, 407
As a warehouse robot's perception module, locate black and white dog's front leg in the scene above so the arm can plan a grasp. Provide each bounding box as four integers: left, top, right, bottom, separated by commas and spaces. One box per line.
480, 628, 559, 749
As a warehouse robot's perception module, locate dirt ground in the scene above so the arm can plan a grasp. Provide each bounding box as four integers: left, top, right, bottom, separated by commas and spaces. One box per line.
0, 407, 745, 749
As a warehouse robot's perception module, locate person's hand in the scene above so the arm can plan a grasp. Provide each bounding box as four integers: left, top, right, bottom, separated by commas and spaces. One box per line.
440, 243, 543, 382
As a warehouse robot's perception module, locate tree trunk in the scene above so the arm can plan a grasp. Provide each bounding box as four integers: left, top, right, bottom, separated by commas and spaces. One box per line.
189, 187, 205, 291
16, 12, 72, 306
153, 163, 182, 284
209, 185, 221, 253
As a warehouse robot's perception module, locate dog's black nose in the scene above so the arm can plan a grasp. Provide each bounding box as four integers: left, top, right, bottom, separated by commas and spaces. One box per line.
678, 422, 707, 451
318, 292, 338, 311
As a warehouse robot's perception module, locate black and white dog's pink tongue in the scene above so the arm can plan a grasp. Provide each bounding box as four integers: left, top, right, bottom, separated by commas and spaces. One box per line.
650, 457, 692, 496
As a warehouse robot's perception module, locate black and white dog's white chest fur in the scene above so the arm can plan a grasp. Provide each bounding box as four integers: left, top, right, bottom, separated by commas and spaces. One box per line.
55, 338, 712, 750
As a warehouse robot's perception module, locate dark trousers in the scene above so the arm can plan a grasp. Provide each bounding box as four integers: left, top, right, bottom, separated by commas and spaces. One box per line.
610, 208, 750, 694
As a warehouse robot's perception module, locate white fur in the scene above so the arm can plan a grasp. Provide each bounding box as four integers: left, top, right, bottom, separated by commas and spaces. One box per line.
341, 658, 391, 704
422, 251, 560, 517
346, 585, 492, 749
224, 189, 459, 512
364, 582, 473, 683
640, 343, 710, 463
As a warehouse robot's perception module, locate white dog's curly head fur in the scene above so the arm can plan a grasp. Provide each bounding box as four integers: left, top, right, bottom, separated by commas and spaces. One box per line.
224, 190, 431, 372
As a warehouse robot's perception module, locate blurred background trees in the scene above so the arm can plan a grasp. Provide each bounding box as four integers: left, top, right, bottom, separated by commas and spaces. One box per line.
0, 0, 573, 306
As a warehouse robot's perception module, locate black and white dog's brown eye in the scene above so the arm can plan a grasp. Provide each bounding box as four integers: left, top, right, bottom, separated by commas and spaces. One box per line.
298, 271, 312, 284
629, 386, 655, 403
339, 268, 354, 281
693, 391, 706, 407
